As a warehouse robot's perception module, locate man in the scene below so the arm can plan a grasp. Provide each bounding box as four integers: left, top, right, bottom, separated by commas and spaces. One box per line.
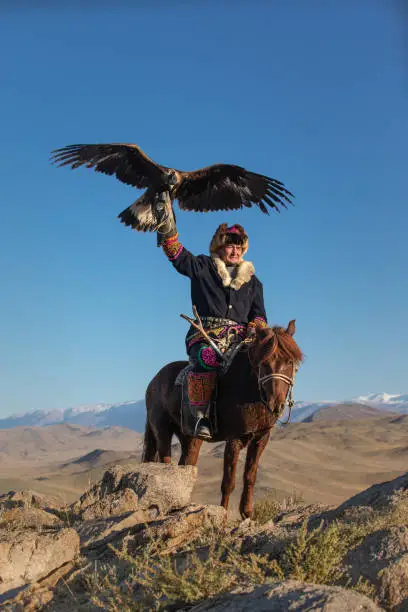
157, 210, 268, 440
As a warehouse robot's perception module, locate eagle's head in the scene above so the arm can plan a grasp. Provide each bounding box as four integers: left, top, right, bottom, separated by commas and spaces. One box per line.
166, 170, 178, 187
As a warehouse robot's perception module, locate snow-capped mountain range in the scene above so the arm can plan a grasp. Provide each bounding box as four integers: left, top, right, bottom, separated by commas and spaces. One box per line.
352, 393, 408, 412
0, 400, 147, 432
290, 393, 408, 423
0, 393, 407, 432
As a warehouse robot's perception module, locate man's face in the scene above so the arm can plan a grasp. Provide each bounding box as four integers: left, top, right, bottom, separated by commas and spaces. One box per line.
219, 244, 243, 264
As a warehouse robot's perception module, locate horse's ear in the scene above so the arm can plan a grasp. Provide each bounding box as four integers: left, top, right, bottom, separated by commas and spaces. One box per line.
286, 319, 296, 336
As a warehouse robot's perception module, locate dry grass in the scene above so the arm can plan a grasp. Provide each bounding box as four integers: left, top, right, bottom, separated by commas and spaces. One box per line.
252, 497, 281, 524
85, 535, 276, 611
252, 490, 305, 525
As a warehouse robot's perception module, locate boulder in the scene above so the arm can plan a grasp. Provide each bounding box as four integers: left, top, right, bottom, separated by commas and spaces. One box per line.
231, 505, 332, 560
77, 509, 150, 549
0, 561, 76, 611
345, 526, 408, 610
0, 507, 61, 530
0, 490, 63, 513
75, 504, 227, 562
122, 504, 227, 555
188, 580, 383, 611
0, 527, 79, 596
71, 463, 197, 520
239, 523, 294, 559
379, 553, 408, 612
274, 503, 334, 528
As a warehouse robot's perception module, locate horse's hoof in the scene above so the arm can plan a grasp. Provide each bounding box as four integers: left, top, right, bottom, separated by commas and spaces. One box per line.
240, 510, 252, 520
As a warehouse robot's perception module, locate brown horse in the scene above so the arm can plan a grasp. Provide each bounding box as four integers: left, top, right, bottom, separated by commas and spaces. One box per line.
142, 321, 303, 518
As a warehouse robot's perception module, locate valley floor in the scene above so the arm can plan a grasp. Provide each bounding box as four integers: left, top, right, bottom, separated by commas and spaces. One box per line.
0, 414, 406, 513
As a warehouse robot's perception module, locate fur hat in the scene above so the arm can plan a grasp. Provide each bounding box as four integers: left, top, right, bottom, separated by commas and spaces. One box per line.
209, 223, 249, 256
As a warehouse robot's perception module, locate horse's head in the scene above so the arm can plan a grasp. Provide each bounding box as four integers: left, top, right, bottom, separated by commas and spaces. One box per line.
248, 320, 303, 415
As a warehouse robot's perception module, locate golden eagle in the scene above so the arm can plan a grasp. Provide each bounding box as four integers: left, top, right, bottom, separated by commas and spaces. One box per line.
50, 143, 294, 231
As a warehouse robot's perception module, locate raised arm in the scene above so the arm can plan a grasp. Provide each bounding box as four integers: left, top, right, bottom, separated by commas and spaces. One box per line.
156, 202, 205, 279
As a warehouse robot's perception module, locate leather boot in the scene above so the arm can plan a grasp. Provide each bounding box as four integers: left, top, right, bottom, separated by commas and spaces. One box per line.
187, 371, 217, 440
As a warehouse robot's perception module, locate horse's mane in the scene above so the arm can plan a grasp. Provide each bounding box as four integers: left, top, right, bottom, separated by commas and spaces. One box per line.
254, 326, 303, 365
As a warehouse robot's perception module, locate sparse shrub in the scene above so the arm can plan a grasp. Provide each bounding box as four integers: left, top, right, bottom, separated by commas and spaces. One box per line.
252, 489, 306, 525
82, 526, 281, 610
282, 519, 346, 584
252, 496, 281, 524
84, 561, 142, 612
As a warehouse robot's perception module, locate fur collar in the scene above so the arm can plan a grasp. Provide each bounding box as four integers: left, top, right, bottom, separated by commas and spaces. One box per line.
211, 256, 255, 290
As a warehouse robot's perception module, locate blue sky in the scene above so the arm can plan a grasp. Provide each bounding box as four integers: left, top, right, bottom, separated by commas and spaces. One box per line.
0, 2, 406, 417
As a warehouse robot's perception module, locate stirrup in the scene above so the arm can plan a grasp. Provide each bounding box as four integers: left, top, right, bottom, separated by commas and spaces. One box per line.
194, 417, 212, 440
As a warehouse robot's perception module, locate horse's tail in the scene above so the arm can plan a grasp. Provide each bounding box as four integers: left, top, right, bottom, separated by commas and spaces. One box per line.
142, 420, 159, 463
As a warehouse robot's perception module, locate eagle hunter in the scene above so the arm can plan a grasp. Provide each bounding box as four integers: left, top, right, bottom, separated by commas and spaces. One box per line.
50, 143, 294, 231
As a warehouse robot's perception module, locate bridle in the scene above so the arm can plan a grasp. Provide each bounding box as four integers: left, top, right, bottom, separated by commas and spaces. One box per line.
257, 360, 300, 424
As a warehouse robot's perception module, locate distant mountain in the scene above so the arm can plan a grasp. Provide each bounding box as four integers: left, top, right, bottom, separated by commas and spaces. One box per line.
62, 448, 139, 471
0, 401, 146, 432
1, 393, 407, 431
302, 403, 393, 423
0, 423, 142, 462
288, 402, 335, 422
289, 393, 408, 423
352, 393, 408, 414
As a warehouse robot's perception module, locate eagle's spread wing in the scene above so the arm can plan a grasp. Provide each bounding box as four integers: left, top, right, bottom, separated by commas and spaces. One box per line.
50, 143, 168, 189
175, 164, 293, 214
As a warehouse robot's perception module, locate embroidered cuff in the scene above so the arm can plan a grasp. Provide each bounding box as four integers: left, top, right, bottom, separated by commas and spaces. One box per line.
248, 317, 268, 329
162, 232, 183, 261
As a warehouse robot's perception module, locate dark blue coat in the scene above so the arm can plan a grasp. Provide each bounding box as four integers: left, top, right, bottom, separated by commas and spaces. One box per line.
162, 234, 267, 328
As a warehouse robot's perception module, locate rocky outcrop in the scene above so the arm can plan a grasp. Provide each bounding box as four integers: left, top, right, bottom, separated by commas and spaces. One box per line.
1, 561, 76, 611
77, 502, 226, 553
0, 507, 61, 530
188, 581, 383, 611
0, 527, 79, 596
379, 554, 408, 612
0, 490, 63, 513
124, 503, 227, 555
345, 526, 408, 610
76, 508, 148, 549
2, 467, 408, 611
70, 463, 197, 520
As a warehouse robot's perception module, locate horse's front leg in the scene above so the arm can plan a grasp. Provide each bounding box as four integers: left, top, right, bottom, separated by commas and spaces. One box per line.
220, 439, 245, 511
178, 435, 203, 466
240, 429, 270, 519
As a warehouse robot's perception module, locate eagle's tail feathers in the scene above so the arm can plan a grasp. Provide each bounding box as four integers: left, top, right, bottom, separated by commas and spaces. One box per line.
118, 195, 158, 232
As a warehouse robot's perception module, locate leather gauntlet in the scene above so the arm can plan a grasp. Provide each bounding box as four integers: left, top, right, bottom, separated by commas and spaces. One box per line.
155, 192, 178, 246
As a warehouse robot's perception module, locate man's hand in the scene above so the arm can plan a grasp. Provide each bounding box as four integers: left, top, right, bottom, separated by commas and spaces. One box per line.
246, 325, 257, 341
